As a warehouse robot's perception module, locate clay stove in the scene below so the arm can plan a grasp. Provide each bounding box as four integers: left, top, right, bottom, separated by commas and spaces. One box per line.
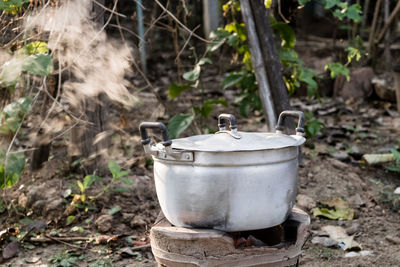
150, 208, 310, 267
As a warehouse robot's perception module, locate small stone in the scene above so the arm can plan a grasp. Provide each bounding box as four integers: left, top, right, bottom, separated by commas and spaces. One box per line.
18, 193, 27, 208
344, 250, 374, 258
346, 223, 360, 235
331, 151, 349, 160
394, 187, 400, 195
95, 214, 113, 233
130, 216, 147, 228
375, 205, 382, 211
349, 194, 366, 208
296, 194, 316, 211
311, 236, 338, 247
44, 198, 63, 216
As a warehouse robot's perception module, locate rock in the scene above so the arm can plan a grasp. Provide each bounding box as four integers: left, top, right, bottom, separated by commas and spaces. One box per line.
348, 194, 366, 208
372, 73, 396, 101
334, 67, 375, 101
296, 194, 316, 211
331, 151, 349, 160
95, 214, 113, 233
44, 198, 64, 218
31, 200, 46, 214
311, 236, 338, 247
18, 193, 27, 208
394, 187, 400, 195
130, 216, 147, 228
345, 223, 360, 235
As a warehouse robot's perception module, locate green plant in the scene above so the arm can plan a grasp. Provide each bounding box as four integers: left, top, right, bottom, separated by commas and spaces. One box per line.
0, 150, 25, 189
0, 0, 29, 14
0, 97, 32, 136
167, 48, 228, 138
386, 148, 400, 173
76, 175, 101, 203
50, 250, 83, 267
304, 112, 324, 138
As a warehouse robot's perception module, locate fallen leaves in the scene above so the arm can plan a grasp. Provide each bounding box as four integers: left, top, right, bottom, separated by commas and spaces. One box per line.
313, 197, 354, 220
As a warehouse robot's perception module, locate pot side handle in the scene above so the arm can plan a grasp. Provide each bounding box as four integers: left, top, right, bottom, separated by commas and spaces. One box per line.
275, 111, 306, 136
139, 122, 172, 146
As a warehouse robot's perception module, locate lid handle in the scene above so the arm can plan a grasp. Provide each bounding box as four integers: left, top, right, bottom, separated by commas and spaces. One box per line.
217, 114, 241, 139
139, 122, 172, 146
275, 110, 306, 136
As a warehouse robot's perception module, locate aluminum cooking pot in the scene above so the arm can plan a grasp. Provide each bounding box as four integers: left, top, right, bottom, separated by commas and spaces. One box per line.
140, 111, 306, 232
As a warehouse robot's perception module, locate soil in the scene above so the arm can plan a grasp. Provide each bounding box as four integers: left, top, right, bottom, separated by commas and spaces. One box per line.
1, 47, 400, 267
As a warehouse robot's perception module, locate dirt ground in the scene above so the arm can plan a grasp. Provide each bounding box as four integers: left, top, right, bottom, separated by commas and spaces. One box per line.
1, 42, 400, 266
1, 92, 400, 266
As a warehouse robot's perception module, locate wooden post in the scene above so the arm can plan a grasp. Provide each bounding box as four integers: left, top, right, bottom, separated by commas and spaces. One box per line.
393, 66, 400, 112
240, 0, 276, 130
240, 0, 292, 130
203, 0, 220, 38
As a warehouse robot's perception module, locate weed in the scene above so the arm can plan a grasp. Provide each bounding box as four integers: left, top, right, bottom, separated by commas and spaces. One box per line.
50, 250, 83, 267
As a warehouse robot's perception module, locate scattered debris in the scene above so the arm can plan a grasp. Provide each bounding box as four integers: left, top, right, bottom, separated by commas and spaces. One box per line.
311, 236, 338, 247
313, 197, 354, 220
296, 194, 316, 211
362, 153, 395, 165
321, 225, 362, 251
344, 250, 374, 258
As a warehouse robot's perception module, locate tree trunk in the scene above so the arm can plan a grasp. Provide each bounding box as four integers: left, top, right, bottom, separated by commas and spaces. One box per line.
249, 0, 291, 115
69, 0, 110, 175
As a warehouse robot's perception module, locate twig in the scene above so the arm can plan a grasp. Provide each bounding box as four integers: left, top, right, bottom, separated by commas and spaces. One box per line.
92, 0, 127, 18
375, 1, 400, 44
175, 24, 200, 63
43, 235, 87, 249
30, 236, 90, 242
367, 0, 382, 55
278, 0, 290, 23
154, 0, 210, 43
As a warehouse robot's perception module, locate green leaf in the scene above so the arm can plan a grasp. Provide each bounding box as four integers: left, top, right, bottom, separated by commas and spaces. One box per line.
1, 152, 25, 188
22, 54, 53, 76
0, 0, 28, 12
325, 62, 350, 81
167, 113, 195, 139
222, 73, 244, 90
168, 83, 192, 99
390, 148, 400, 161
195, 98, 228, 119
108, 205, 122, 215
20, 41, 49, 55
198, 57, 212, 65
183, 65, 201, 82
270, 17, 296, 48
66, 215, 75, 226
313, 197, 354, 220
121, 177, 133, 185
83, 175, 100, 190
345, 4, 362, 22
265, 0, 272, 8
77, 181, 85, 193
207, 29, 231, 52
108, 161, 121, 179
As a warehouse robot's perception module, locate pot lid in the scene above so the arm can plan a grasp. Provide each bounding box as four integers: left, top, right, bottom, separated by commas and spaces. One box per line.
170, 131, 305, 152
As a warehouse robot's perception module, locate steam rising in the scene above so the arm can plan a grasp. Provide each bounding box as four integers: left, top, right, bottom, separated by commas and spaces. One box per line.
25, 0, 137, 108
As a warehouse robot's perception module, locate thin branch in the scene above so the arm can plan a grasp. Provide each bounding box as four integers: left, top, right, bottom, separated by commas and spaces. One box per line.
175, 24, 200, 63
154, 0, 211, 43
375, 1, 400, 44
92, 0, 127, 18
